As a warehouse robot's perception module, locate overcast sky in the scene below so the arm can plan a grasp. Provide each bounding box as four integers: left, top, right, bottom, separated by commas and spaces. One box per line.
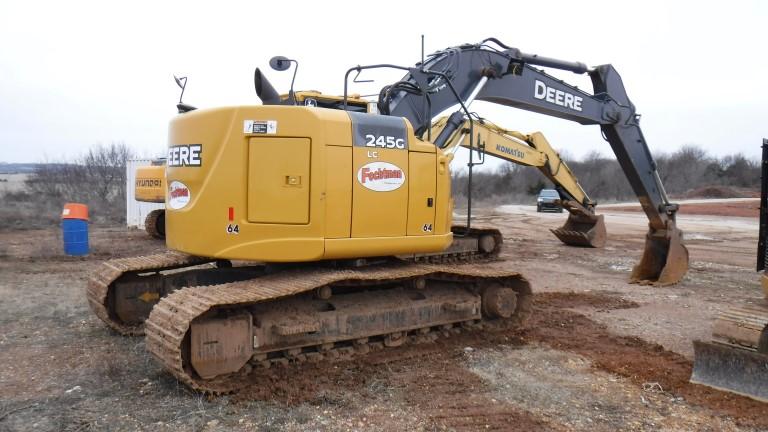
1, 1, 766, 168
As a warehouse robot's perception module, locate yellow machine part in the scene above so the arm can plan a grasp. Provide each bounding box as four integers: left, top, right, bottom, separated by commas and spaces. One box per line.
432, 117, 606, 248
134, 92, 368, 207
690, 272, 768, 402
135, 165, 166, 203
165, 106, 453, 262
763, 272, 768, 298
432, 117, 591, 206
289, 90, 370, 109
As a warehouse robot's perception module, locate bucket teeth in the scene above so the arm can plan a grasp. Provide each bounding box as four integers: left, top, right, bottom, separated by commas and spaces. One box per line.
551, 228, 592, 247
551, 201, 606, 248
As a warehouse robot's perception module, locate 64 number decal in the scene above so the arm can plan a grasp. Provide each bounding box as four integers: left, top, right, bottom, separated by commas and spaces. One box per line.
226, 223, 240, 235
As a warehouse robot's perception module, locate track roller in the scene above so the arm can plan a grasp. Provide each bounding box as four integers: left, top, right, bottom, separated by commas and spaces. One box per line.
481, 285, 518, 319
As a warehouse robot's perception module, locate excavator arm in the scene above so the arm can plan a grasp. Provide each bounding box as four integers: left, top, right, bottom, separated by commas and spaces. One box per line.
375, 38, 688, 285
432, 117, 606, 247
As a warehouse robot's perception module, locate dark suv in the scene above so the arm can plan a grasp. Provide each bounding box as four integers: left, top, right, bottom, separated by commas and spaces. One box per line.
536, 189, 563, 212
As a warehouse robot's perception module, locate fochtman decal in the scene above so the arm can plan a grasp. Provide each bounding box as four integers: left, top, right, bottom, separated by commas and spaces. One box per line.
168, 180, 191, 209
168, 144, 202, 167
244, 120, 277, 134
357, 162, 405, 192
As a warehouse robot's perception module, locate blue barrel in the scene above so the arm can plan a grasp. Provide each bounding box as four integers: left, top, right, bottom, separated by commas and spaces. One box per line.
62, 203, 89, 256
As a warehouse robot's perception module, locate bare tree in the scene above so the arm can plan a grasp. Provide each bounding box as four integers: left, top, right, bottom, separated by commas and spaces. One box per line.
451, 144, 760, 206
20, 142, 134, 225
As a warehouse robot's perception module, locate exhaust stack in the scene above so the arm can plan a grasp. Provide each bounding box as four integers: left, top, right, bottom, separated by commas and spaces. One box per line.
254, 68, 281, 105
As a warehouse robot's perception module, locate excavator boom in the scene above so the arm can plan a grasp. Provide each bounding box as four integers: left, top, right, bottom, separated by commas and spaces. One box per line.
377, 39, 688, 285
433, 117, 606, 248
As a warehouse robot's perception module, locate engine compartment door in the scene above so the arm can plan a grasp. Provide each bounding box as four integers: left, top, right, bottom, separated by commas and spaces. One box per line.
247, 137, 311, 224
349, 112, 408, 238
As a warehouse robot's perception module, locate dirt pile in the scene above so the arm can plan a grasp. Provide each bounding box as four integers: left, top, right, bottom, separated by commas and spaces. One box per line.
608, 199, 759, 218
683, 186, 758, 199
528, 294, 768, 428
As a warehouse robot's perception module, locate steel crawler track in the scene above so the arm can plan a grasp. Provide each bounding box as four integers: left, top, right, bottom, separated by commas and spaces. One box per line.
86, 227, 502, 336
145, 263, 531, 394
86, 251, 214, 335
711, 304, 768, 351
144, 209, 165, 240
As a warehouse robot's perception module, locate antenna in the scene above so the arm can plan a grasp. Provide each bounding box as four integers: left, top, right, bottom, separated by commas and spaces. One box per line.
420, 35, 425, 70
174, 75, 187, 104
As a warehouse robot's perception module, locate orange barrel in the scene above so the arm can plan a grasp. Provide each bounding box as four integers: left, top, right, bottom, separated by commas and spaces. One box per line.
61, 203, 89, 256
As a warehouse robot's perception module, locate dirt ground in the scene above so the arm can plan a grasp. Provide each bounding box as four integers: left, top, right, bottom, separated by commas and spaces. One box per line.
606, 198, 760, 219
1, 200, 766, 431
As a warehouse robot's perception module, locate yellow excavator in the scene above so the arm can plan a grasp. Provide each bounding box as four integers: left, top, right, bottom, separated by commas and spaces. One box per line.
691, 139, 768, 402
134, 162, 166, 239
133, 104, 606, 247
88, 39, 688, 393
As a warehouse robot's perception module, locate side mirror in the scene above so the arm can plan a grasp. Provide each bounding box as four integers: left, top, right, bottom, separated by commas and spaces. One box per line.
269, 56, 293, 72
266, 56, 299, 105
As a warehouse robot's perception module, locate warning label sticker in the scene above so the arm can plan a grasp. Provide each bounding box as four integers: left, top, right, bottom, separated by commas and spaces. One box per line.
244, 120, 277, 134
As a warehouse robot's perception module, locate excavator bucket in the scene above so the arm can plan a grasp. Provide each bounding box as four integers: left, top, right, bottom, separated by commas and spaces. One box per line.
691, 340, 768, 403
630, 221, 689, 286
550, 200, 607, 248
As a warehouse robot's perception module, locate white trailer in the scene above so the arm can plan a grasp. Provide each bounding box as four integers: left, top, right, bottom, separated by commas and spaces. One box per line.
125, 159, 164, 228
